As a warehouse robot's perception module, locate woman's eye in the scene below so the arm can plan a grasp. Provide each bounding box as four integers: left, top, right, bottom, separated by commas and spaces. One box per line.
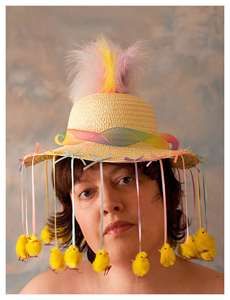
78, 189, 93, 200
118, 176, 134, 185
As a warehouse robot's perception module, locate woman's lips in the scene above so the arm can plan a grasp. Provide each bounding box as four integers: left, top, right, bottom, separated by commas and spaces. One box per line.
104, 221, 134, 236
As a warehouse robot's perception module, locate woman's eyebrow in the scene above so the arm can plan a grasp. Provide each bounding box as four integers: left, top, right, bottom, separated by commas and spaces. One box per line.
108, 165, 134, 175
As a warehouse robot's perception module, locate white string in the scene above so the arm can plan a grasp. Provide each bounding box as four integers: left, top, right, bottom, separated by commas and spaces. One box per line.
52, 156, 58, 247
134, 162, 142, 252
159, 160, 168, 244
20, 161, 25, 233
99, 162, 104, 249
83, 156, 112, 171
71, 156, 76, 246
31, 155, 36, 235
181, 156, 189, 238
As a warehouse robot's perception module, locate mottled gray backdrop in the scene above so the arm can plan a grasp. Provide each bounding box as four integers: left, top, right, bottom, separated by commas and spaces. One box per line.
6, 6, 224, 293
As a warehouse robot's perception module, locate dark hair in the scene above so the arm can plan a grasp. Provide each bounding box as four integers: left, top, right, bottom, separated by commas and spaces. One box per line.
48, 158, 186, 263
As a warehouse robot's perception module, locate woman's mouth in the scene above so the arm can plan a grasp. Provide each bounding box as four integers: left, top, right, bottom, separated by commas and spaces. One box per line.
104, 221, 134, 236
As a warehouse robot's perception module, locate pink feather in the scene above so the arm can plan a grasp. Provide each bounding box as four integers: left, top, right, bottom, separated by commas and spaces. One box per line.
65, 36, 149, 102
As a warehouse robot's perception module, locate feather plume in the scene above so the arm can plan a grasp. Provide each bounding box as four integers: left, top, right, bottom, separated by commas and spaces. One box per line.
66, 35, 149, 102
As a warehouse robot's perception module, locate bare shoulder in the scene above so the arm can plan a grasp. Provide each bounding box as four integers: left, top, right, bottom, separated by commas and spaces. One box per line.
20, 269, 63, 294
178, 258, 224, 294
19, 264, 88, 294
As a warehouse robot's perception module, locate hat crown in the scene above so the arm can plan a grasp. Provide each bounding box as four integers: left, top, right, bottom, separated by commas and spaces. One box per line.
67, 93, 157, 134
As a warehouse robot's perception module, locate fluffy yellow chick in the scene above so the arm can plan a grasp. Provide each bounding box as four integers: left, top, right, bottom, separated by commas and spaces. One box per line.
25, 234, 42, 257
92, 249, 111, 274
40, 225, 53, 245
49, 246, 65, 272
179, 235, 199, 259
199, 248, 217, 261
132, 251, 150, 277
64, 245, 82, 269
16, 234, 29, 261
194, 227, 216, 254
159, 243, 176, 267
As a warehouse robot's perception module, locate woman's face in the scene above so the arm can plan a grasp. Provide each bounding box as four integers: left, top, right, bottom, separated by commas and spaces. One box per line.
72, 163, 165, 262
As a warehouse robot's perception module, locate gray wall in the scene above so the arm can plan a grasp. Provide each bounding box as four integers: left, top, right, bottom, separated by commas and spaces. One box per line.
6, 6, 224, 293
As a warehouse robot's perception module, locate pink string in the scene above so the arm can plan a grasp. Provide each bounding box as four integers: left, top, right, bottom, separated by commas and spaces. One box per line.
71, 157, 76, 246
189, 169, 196, 224
31, 155, 36, 235
134, 162, 142, 252
52, 157, 58, 247
159, 160, 167, 244
20, 161, 25, 233
99, 162, 104, 249
181, 156, 189, 238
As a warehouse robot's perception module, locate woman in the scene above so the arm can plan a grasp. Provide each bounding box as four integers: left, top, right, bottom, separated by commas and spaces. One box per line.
20, 159, 223, 293
18, 36, 223, 293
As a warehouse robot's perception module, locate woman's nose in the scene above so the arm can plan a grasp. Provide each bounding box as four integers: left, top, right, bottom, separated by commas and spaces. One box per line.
102, 186, 124, 215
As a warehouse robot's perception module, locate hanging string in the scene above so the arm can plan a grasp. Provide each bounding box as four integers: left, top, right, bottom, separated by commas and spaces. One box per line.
52, 156, 58, 247
44, 160, 49, 222
83, 156, 111, 171
159, 160, 167, 244
196, 168, 202, 229
23, 160, 29, 236
134, 162, 142, 252
99, 162, 104, 249
31, 155, 36, 235
71, 156, 76, 246
181, 156, 189, 238
20, 161, 25, 234
201, 169, 208, 229
189, 169, 196, 224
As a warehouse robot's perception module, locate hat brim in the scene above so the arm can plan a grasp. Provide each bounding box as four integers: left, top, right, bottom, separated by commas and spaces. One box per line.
22, 140, 200, 169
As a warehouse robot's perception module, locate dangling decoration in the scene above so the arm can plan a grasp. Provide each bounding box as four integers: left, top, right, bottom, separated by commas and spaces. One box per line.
64, 156, 82, 269
132, 162, 150, 277
40, 160, 52, 245
92, 161, 111, 274
158, 160, 176, 267
25, 155, 42, 258
132, 251, 150, 277
193, 168, 216, 261
49, 156, 65, 271
179, 156, 198, 259
16, 160, 30, 261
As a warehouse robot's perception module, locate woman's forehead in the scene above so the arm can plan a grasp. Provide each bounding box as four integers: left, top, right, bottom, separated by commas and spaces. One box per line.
78, 163, 134, 182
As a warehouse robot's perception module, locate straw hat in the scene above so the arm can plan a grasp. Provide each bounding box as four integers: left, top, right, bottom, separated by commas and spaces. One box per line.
22, 37, 199, 169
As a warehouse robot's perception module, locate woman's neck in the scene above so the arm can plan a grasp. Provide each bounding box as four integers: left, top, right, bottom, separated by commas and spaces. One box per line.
94, 252, 174, 293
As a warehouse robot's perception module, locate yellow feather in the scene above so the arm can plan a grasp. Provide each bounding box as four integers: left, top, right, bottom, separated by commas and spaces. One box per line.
132, 251, 150, 277
159, 243, 176, 267
64, 245, 82, 269
179, 235, 199, 259
49, 246, 65, 271
40, 225, 53, 245
16, 234, 29, 261
97, 37, 116, 93
194, 227, 217, 261
25, 234, 42, 257
92, 249, 111, 273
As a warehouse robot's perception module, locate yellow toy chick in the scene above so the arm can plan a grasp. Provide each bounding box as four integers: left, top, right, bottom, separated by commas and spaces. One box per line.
49, 246, 65, 272
64, 245, 82, 269
25, 234, 42, 257
132, 251, 150, 277
194, 228, 216, 261
92, 249, 111, 274
159, 243, 176, 267
16, 234, 29, 261
40, 225, 53, 245
179, 235, 199, 259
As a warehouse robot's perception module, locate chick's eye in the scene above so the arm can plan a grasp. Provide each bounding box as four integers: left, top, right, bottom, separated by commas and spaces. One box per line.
118, 176, 134, 185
